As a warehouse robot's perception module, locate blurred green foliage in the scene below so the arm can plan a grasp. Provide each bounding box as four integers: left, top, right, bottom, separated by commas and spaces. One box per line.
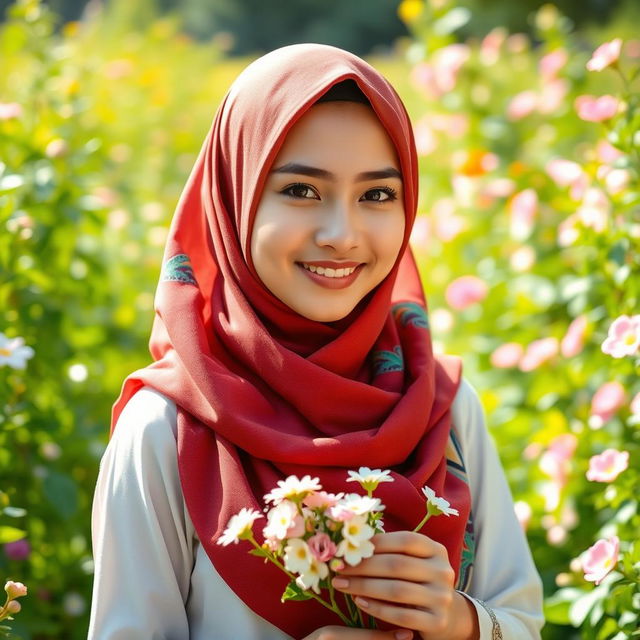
0, 0, 638, 637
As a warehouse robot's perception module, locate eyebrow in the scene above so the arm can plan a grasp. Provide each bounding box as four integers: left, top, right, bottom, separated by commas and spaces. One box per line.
270, 162, 402, 183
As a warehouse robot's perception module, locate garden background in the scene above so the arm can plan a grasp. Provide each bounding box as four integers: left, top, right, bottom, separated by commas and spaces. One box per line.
0, 0, 638, 637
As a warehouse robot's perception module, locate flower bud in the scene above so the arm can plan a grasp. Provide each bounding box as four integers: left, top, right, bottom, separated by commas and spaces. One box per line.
6, 600, 21, 614
5, 581, 27, 599
329, 558, 345, 572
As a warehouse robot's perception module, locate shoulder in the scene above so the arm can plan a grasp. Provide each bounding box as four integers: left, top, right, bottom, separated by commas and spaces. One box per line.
451, 376, 484, 432
110, 386, 178, 455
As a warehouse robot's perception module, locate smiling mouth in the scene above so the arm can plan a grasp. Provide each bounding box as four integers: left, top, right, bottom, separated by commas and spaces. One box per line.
299, 262, 359, 278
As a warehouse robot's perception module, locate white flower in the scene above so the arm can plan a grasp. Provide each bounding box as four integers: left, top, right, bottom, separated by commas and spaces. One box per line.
336, 536, 375, 566
341, 514, 375, 545
0, 333, 35, 370
421, 486, 459, 517
216, 508, 263, 546
295, 556, 329, 594
263, 500, 304, 541
332, 493, 384, 518
346, 467, 394, 492
284, 538, 313, 575
264, 475, 322, 505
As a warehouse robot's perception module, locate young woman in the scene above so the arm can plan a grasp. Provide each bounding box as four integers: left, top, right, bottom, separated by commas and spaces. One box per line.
88, 43, 544, 639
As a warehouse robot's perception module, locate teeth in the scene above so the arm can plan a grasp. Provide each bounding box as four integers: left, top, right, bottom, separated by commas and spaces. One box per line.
301, 263, 357, 278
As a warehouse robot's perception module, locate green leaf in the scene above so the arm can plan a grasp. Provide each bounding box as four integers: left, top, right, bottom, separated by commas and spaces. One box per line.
0, 526, 26, 544
544, 587, 583, 624
281, 580, 313, 603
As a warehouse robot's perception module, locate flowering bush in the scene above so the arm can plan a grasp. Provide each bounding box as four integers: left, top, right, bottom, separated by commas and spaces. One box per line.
399, 0, 639, 636
217, 469, 457, 627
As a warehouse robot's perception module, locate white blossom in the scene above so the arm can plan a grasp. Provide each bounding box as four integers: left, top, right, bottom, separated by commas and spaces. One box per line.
421, 486, 459, 517
216, 508, 263, 546
264, 475, 322, 505
0, 333, 35, 370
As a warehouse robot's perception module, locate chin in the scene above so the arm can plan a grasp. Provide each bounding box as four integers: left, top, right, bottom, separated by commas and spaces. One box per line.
295, 304, 354, 323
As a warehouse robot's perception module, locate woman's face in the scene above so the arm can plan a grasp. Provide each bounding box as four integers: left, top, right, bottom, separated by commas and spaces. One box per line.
250, 101, 405, 323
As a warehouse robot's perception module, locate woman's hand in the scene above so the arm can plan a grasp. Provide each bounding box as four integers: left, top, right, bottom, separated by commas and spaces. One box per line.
330, 531, 480, 640
303, 627, 413, 640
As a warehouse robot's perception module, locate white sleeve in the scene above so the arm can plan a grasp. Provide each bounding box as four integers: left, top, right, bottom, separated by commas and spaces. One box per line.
453, 377, 544, 639
88, 387, 194, 639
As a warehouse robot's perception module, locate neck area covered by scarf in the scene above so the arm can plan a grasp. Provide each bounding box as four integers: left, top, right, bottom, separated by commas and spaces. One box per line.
110, 43, 467, 638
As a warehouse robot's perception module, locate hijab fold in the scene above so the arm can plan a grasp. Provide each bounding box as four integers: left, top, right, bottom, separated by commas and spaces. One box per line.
111, 43, 467, 638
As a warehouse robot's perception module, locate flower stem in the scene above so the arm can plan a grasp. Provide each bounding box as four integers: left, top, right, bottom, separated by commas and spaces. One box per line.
247, 538, 353, 626
412, 511, 432, 533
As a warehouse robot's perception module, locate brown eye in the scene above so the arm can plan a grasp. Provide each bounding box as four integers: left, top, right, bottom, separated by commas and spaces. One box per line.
361, 187, 398, 202
282, 183, 319, 199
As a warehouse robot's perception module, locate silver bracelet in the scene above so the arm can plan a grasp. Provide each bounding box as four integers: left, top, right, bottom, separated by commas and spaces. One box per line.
474, 599, 503, 640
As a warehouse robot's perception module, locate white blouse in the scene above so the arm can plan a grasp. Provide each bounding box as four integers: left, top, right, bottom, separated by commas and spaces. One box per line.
88, 378, 544, 639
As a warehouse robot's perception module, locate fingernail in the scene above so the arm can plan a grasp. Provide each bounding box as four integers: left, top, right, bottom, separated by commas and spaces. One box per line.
395, 631, 412, 640
355, 596, 369, 608
332, 577, 349, 588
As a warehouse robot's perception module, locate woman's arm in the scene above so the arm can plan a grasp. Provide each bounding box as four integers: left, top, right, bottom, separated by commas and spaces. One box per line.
454, 377, 544, 639
88, 388, 193, 639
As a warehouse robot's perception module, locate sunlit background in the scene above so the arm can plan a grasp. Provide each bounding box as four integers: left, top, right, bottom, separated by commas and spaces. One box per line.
0, 0, 638, 637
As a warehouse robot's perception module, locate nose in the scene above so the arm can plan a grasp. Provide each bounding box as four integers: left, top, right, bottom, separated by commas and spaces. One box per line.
315, 199, 360, 253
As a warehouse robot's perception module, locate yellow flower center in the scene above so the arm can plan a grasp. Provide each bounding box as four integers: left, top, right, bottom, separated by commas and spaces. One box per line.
624, 333, 636, 346
0, 348, 11, 357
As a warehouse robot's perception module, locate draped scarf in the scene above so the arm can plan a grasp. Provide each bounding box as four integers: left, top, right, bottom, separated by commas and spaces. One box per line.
110, 43, 468, 638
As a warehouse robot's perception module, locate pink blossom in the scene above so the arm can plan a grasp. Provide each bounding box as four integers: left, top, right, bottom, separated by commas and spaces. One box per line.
590, 381, 626, 427
0, 102, 23, 120
430, 113, 469, 138
557, 213, 580, 247
586, 38, 622, 72
601, 315, 640, 358
409, 215, 431, 250
507, 91, 538, 120
577, 187, 609, 233
413, 117, 438, 156
575, 95, 619, 122
480, 27, 507, 66
596, 140, 624, 164
561, 315, 588, 358
509, 189, 538, 240
328, 503, 355, 522
604, 168, 630, 195
490, 342, 524, 368
434, 212, 465, 242
303, 491, 343, 509
545, 158, 584, 188
445, 275, 489, 310
538, 79, 569, 115
586, 449, 629, 482
4, 581, 27, 599
519, 337, 559, 371
432, 44, 471, 92
539, 48, 569, 79
626, 40, 640, 59
307, 532, 337, 562
582, 536, 619, 585
6, 600, 21, 614
4, 539, 31, 561
483, 178, 516, 198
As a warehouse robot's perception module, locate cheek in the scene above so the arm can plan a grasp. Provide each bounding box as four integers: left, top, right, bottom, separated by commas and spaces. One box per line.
373, 213, 406, 264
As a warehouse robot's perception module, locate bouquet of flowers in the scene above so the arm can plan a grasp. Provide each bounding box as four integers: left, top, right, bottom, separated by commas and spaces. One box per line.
216, 467, 459, 627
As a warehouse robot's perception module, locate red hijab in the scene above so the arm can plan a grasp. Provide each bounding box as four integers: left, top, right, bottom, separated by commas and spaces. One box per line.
111, 43, 468, 638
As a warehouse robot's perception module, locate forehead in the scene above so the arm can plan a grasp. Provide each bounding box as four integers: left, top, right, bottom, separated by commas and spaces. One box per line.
272, 101, 400, 168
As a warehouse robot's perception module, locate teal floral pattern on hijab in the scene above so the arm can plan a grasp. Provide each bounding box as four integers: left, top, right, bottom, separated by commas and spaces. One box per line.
161, 254, 197, 285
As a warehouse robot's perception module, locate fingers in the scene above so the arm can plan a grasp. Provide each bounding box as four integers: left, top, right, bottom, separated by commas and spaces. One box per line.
332, 575, 446, 608
337, 552, 455, 586
370, 532, 446, 558
303, 626, 414, 640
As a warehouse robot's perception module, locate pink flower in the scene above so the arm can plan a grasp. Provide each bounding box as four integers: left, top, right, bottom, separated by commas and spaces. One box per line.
590, 381, 626, 428
603, 168, 630, 195
519, 337, 559, 371
538, 79, 569, 115
445, 275, 489, 310
480, 27, 506, 66
586, 38, 622, 72
557, 213, 580, 247
4, 581, 27, 599
303, 491, 343, 510
432, 44, 471, 92
509, 189, 538, 240
575, 95, 619, 122
602, 315, 640, 358
507, 90, 538, 120
545, 158, 584, 188
561, 315, 588, 358
596, 140, 624, 164
0, 102, 23, 120
490, 343, 524, 368
307, 532, 337, 563
577, 187, 609, 232
582, 536, 619, 585
4, 539, 31, 561
586, 449, 629, 482
6, 600, 21, 614
409, 215, 431, 250
539, 48, 569, 79
413, 117, 438, 156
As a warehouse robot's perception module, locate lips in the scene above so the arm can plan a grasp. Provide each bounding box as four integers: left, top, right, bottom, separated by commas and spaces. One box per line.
296, 261, 364, 289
